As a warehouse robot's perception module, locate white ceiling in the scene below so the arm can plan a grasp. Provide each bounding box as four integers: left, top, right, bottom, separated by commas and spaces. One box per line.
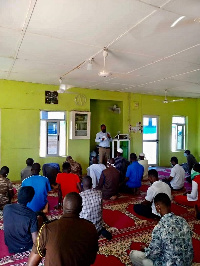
1, 0, 200, 98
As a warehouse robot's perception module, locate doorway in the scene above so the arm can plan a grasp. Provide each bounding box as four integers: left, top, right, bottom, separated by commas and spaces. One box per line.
143, 116, 159, 165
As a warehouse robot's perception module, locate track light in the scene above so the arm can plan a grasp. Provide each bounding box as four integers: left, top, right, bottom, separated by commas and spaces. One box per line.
87, 58, 94, 71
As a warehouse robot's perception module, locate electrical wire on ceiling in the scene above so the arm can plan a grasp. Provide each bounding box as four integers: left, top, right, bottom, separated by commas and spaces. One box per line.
59, 0, 175, 83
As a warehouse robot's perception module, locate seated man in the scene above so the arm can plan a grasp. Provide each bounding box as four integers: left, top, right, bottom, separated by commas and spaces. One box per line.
80, 176, 112, 240
3, 186, 38, 253
174, 163, 200, 207
0, 168, 14, 210
96, 158, 120, 200
87, 157, 106, 188
114, 148, 129, 183
21, 158, 34, 181
130, 193, 193, 266
56, 162, 81, 207
28, 192, 99, 266
163, 157, 185, 190
134, 169, 171, 218
1, 166, 10, 177
66, 155, 82, 180
22, 163, 51, 213
121, 153, 144, 195
138, 153, 148, 180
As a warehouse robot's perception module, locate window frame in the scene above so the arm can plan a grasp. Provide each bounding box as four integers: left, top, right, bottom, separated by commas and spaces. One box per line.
172, 116, 186, 151
40, 111, 66, 157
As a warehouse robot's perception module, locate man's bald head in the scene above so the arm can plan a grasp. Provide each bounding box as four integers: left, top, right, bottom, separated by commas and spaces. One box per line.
63, 192, 82, 215
82, 176, 92, 190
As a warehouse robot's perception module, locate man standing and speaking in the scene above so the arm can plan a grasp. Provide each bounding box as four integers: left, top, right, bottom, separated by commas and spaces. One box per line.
95, 124, 112, 164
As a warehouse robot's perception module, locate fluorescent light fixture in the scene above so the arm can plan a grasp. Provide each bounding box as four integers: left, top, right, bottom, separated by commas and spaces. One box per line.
171, 16, 185, 27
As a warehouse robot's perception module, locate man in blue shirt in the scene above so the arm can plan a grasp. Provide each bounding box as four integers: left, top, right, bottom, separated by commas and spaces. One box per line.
123, 153, 144, 195
22, 163, 51, 213
3, 186, 38, 253
95, 124, 112, 164
130, 193, 193, 266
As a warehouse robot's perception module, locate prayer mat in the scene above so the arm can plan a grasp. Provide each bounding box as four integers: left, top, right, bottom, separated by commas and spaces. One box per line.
0, 173, 200, 266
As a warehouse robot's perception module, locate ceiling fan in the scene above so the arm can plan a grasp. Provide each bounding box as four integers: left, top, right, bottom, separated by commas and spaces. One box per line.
98, 48, 112, 78
156, 89, 184, 104
57, 78, 74, 93
108, 104, 121, 113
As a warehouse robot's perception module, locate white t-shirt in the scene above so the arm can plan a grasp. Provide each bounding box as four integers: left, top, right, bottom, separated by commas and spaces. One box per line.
170, 164, 185, 189
145, 180, 172, 215
187, 180, 198, 201
138, 159, 148, 180
87, 164, 106, 188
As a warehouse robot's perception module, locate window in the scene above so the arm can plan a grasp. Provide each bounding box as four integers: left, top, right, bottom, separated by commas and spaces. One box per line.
172, 116, 186, 151
40, 111, 66, 157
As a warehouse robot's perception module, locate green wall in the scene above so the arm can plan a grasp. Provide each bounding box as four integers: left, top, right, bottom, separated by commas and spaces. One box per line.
0, 79, 198, 181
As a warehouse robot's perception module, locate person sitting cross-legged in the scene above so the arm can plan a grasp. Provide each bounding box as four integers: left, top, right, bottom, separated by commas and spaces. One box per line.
22, 163, 51, 213
134, 169, 171, 218
130, 193, 193, 266
120, 153, 144, 195
56, 162, 81, 208
80, 176, 112, 240
174, 163, 200, 208
66, 155, 82, 180
163, 156, 185, 190
27, 192, 99, 266
114, 148, 129, 183
96, 158, 120, 200
21, 158, 34, 182
0, 167, 14, 210
3, 186, 38, 253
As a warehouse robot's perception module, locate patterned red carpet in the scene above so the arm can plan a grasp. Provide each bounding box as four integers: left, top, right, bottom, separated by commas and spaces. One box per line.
1, 170, 200, 265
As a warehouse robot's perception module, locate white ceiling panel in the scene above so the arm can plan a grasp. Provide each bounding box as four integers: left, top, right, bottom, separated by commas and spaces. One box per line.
16, 33, 99, 65
27, 0, 155, 46
171, 71, 200, 84
101, 74, 153, 87
111, 8, 200, 59
0, 27, 22, 58
12, 59, 72, 75
0, 0, 200, 97
0, 57, 14, 71
170, 45, 200, 65
0, 71, 8, 79
0, 0, 32, 29
164, 0, 200, 18
129, 59, 199, 81
140, 0, 168, 8
8, 72, 59, 85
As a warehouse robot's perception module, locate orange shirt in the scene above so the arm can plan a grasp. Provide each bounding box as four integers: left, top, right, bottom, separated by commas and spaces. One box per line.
56, 173, 80, 198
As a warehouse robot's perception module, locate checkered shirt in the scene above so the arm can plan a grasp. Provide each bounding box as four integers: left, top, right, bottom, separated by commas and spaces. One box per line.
80, 189, 102, 232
